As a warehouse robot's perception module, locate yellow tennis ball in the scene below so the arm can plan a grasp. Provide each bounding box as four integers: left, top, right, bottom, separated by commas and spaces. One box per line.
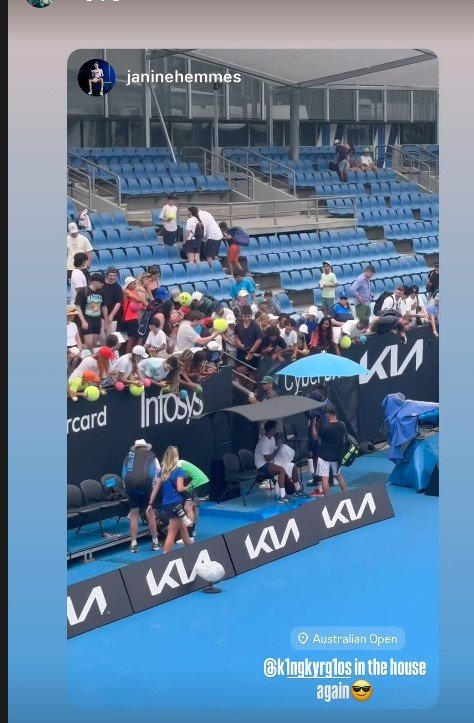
213, 318, 228, 333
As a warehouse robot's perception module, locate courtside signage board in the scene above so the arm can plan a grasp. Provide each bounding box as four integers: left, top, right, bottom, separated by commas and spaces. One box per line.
120, 534, 235, 613
223, 503, 320, 575
313, 482, 395, 541
67, 570, 133, 639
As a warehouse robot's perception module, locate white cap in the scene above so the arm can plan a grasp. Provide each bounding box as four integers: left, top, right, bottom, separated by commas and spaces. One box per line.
207, 341, 220, 351
132, 345, 148, 358
222, 309, 236, 324
191, 291, 203, 301
268, 314, 279, 321
299, 324, 309, 334
333, 139, 340, 145
170, 287, 181, 299
238, 289, 249, 297
307, 306, 318, 316
123, 276, 135, 288
68, 222, 79, 234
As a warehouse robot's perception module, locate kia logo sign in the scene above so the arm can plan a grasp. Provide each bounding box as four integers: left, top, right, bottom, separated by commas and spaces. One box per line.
67, 571, 133, 638
359, 340, 424, 385
322, 493, 377, 528
314, 483, 395, 540
120, 535, 235, 613
224, 504, 320, 574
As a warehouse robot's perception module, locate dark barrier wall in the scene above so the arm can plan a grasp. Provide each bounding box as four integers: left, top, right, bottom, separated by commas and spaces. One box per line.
260, 326, 438, 442
67, 366, 233, 484
68, 329, 438, 482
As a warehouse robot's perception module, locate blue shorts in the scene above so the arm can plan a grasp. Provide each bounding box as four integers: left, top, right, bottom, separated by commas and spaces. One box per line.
127, 482, 152, 510
426, 306, 438, 317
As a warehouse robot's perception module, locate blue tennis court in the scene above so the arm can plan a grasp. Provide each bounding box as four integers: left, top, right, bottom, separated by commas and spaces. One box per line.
67, 450, 438, 716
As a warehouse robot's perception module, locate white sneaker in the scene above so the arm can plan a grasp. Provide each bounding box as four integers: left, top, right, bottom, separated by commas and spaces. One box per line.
99, 91, 104, 96
259, 480, 271, 490
88, 90, 93, 95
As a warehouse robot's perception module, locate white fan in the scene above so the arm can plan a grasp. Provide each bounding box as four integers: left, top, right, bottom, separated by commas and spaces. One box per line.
195, 560, 225, 594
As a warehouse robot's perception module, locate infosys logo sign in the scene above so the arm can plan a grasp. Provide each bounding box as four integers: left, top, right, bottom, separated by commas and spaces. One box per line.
141, 390, 204, 427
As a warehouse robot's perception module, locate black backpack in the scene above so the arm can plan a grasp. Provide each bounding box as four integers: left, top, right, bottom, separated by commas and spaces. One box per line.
373, 291, 393, 316
340, 432, 359, 467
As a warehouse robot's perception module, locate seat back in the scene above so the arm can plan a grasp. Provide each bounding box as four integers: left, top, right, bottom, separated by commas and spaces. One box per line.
67, 484, 84, 510
238, 449, 257, 473
80, 478, 105, 505
223, 453, 241, 479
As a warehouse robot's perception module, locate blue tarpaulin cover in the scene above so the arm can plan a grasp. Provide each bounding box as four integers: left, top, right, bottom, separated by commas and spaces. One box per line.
382, 393, 439, 463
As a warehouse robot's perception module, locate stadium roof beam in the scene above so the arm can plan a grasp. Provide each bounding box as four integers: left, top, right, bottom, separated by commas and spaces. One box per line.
292, 51, 437, 91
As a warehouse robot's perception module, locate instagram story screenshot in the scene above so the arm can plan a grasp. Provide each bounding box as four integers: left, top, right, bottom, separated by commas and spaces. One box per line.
8, 2, 474, 722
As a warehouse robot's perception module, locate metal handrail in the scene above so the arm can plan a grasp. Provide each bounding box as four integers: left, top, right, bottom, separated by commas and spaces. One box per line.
374, 145, 434, 193
177, 194, 360, 227
181, 146, 256, 200
67, 166, 93, 208
400, 145, 439, 175
67, 152, 123, 206
233, 148, 298, 197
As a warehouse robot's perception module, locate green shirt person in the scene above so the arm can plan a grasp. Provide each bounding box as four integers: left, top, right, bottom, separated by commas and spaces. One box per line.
179, 459, 209, 494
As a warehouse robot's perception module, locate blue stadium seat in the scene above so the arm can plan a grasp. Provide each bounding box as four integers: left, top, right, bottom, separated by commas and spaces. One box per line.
149, 177, 164, 195
268, 235, 282, 253
131, 228, 147, 246
258, 255, 271, 274
110, 249, 129, 268
198, 262, 214, 281
215, 174, 229, 192
280, 272, 296, 291
160, 245, 178, 263
161, 177, 175, 194
258, 236, 272, 254
309, 249, 322, 266
113, 211, 127, 228
139, 246, 155, 265
189, 162, 201, 176
277, 252, 291, 271
246, 256, 260, 274
276, 293, 293, 313
267, 254, 283, 273
289, 234, 303, 251
125, 179, 141, 196
183, 176, 197, 193
116, 228, 133, 247
206, 176, 219, 192
125, 248, 141, 266
144, 227, 158, 244
194, 175, 209, 191
218, 277, 234, 299
299, 250, 312, 269
289, 251, 303, 270
159, 265, 175, 286
307, 232, 321, 248
279, 234, 292, 252
91, 230, 108, 250
104, 229, 120, 249
170, 264, 188, 285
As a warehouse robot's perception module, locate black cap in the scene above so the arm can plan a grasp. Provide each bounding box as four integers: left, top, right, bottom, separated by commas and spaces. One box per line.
90, 272, 105, 283
167, 193, 178, 200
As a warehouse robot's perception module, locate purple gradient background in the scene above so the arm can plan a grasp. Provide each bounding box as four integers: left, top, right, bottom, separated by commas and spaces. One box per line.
9, 0, 474, 721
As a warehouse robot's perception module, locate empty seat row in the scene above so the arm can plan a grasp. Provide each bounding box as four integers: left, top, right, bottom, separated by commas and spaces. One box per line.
315, 182, 366, 197
383, 220, 439, 240
245, 228, 367, 257
106, 161, 201, 177
348, 168, 396, 182
248, 242, 399, 276
420, 204, 439, 220
88, 226, 158, 249
413, 236, 439, 254
391, 192, 430, 210
369, 181, 419, 196
120, 174, 228, 196
87, 209, 128, 230
356, 207, 414, 227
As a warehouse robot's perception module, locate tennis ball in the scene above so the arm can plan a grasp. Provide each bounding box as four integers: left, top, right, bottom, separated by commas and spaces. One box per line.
359, 335, 367, 344
194, 385, 203, 394
166, 209, 176, 220
114, 381, 125, 392
213, 318, 228, 333
83, 385, 101, 402
142, 378, 152, 388
339, 335, 352, 349
129, 383, 144, 396
178, 292, 192, 306
179, 389, 188, 399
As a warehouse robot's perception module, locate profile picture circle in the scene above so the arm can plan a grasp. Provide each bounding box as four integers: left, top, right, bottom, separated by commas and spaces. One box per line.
78, 59, 116, 97
27, 0, 54, 7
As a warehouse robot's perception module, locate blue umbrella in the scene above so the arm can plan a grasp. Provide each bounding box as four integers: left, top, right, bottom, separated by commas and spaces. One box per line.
276, 353, 369, 378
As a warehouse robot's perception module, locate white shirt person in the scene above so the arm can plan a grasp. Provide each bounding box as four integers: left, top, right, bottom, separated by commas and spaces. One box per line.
88, 62, 104, 96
